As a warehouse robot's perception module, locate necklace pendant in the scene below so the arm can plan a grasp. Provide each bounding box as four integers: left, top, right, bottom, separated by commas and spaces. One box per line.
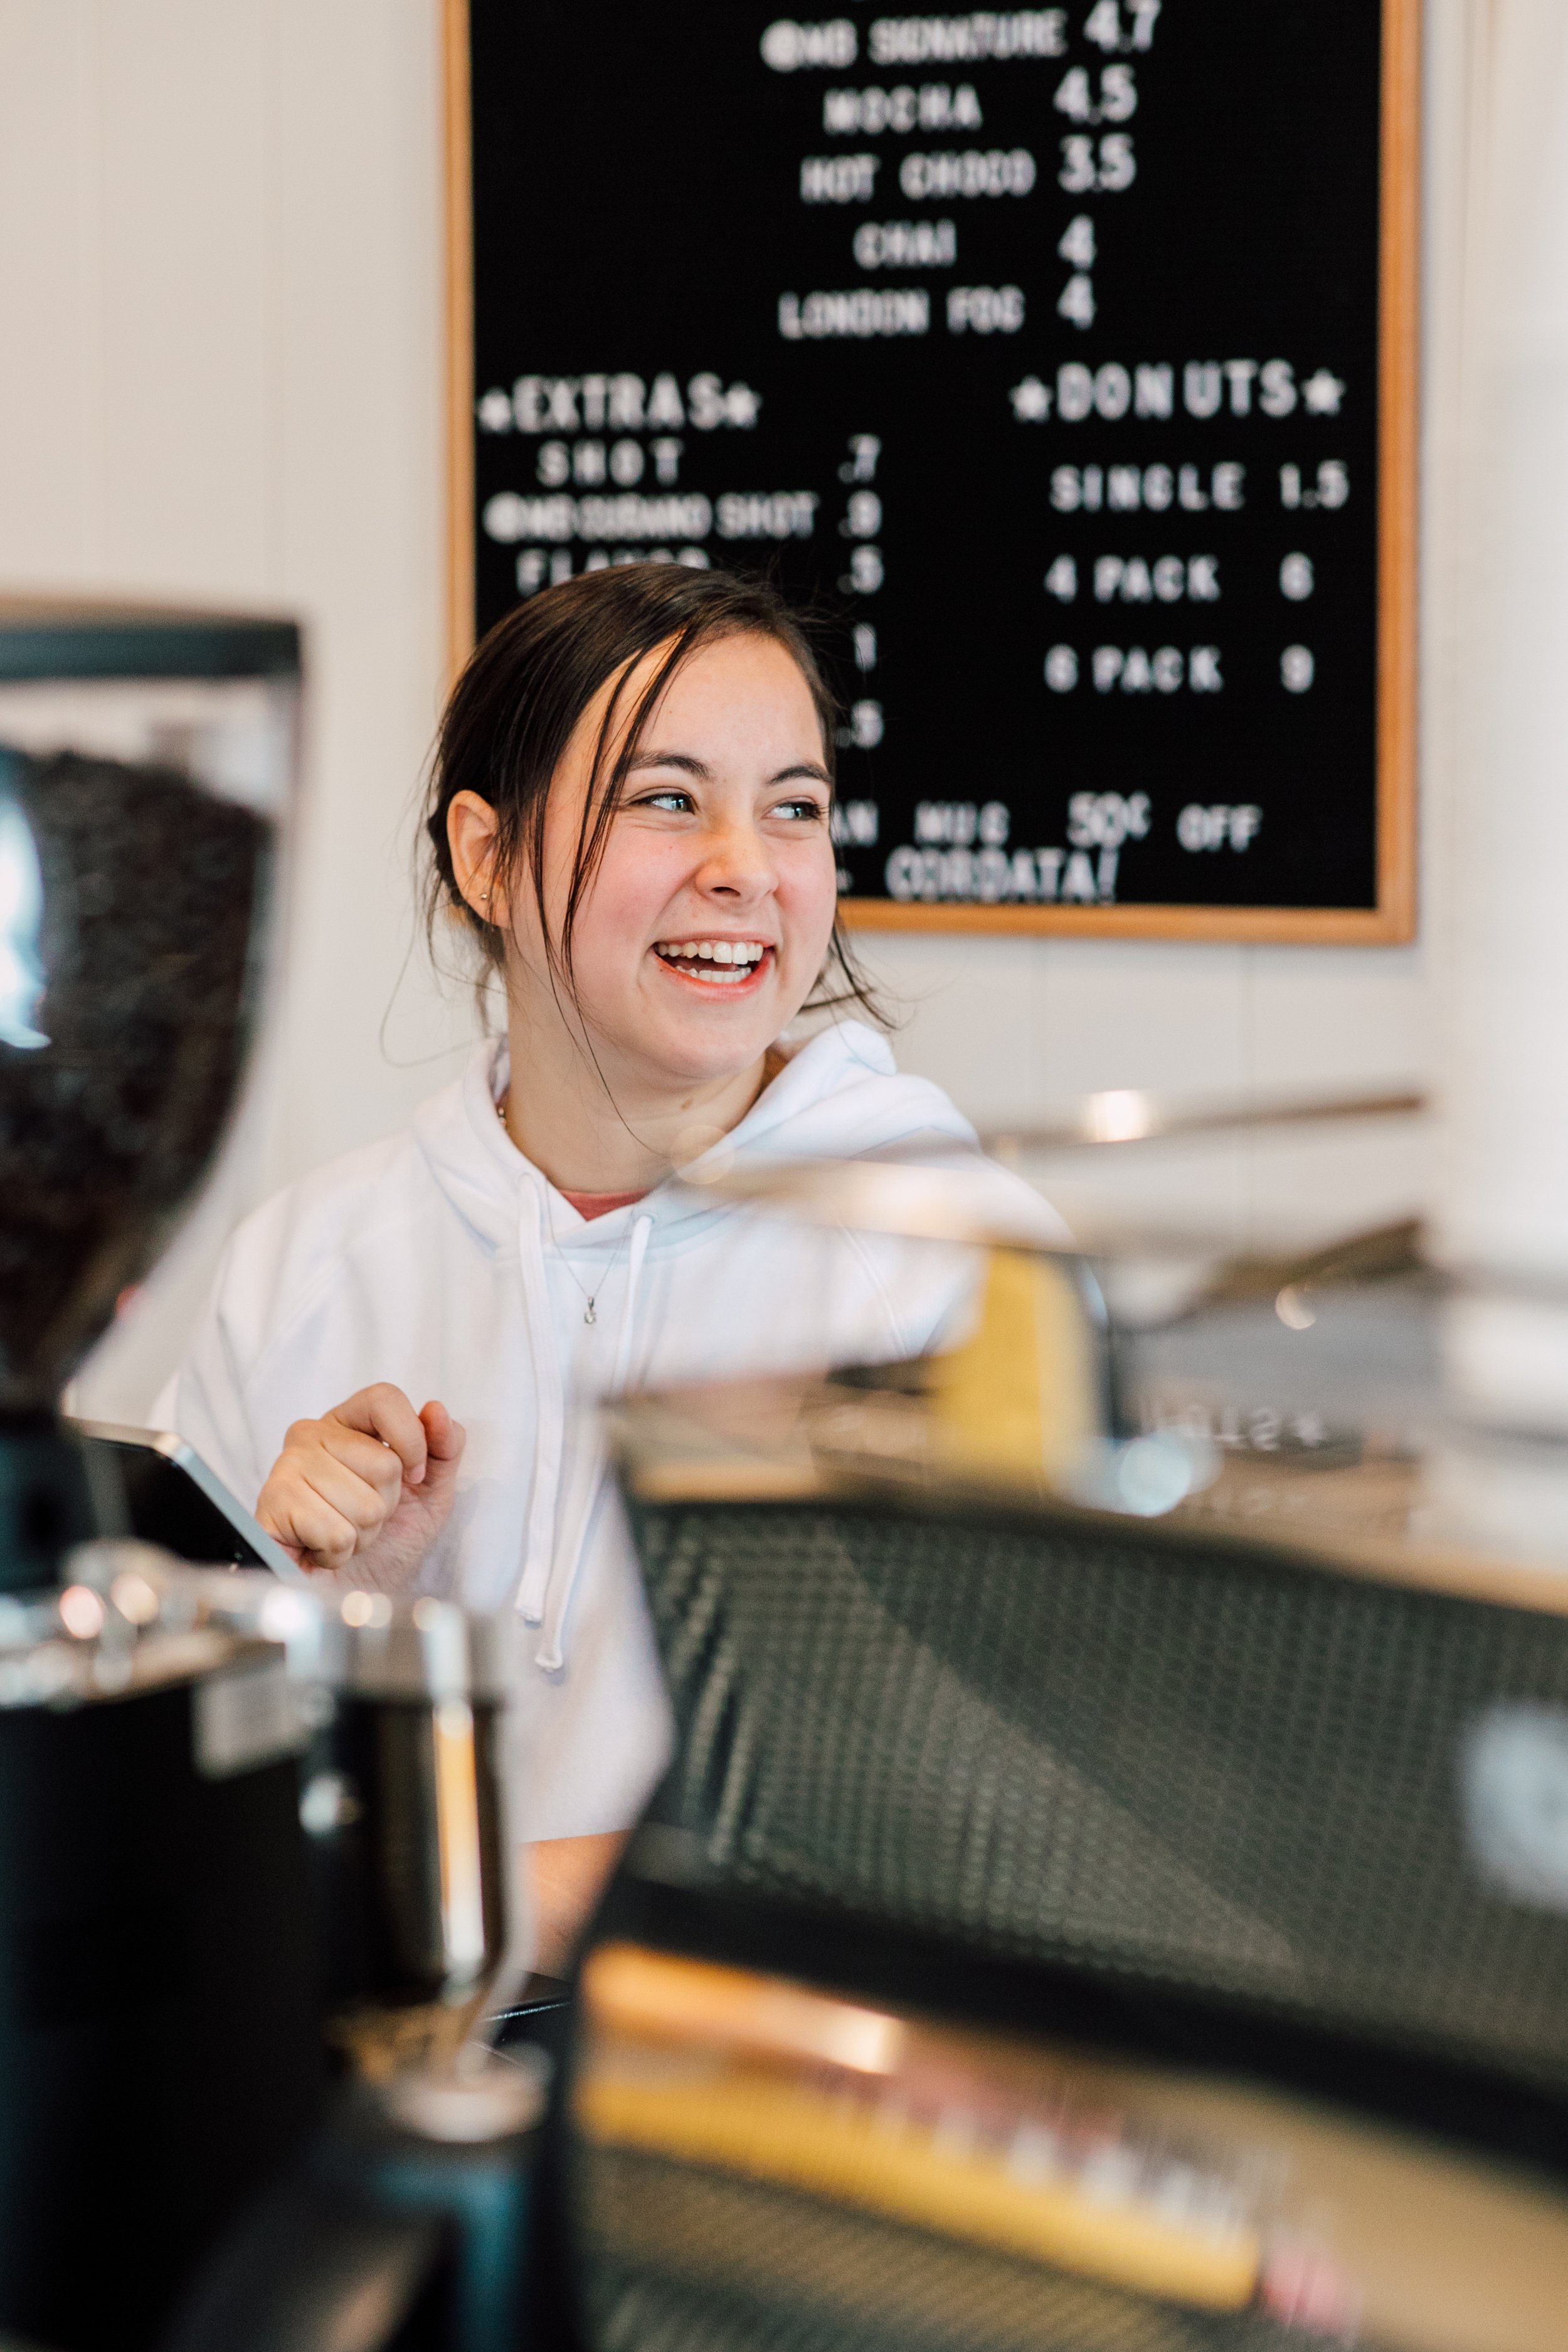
583, 1301, 597, 1327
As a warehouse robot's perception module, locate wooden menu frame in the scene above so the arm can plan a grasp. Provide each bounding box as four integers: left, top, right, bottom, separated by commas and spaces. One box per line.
445, 0, 475, 678
443, 0, 1419, 945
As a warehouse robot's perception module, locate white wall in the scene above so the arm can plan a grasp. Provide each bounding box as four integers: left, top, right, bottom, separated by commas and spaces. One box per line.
1441, 0, 1568, 1282
0, 0, 1470, 1417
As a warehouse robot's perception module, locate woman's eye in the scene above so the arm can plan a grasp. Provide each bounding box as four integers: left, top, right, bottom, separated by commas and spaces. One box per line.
640, 790, 695, 813
774, 798, 826, 823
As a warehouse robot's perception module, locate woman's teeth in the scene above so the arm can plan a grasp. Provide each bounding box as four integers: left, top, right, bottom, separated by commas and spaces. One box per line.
655, 940, 770, 985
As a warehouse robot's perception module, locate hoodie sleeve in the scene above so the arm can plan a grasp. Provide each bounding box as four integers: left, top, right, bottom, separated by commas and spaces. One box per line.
153, 1162, 353, 1512
152, 1227, 275, 1510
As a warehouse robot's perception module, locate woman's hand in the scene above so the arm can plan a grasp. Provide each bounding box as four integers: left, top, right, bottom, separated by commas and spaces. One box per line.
255, 1384, 465, 1587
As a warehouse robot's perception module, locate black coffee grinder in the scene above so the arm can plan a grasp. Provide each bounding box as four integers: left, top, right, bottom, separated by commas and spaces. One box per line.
0, 601, 320, 2351
0, 598, 299, 1577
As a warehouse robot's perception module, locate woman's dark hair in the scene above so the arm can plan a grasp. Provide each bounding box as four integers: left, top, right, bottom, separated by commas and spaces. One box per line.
424, 562, 889, 1025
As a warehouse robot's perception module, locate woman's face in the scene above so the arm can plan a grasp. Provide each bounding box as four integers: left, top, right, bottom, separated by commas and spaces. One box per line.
510, 630, 840, 1089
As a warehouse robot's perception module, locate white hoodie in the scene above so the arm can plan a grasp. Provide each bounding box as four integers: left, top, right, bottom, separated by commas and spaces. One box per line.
162, 1022, 1064, 1841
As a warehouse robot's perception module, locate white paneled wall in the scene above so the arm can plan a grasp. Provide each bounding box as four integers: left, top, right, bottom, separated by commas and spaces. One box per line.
0, 0, 1470, 1416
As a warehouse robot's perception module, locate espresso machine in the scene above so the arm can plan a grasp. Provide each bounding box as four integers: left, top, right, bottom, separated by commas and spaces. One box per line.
0, 605, 534, 2352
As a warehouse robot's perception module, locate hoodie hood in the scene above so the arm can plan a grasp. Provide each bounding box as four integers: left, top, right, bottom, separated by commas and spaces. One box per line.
413, 1019, 997, 1252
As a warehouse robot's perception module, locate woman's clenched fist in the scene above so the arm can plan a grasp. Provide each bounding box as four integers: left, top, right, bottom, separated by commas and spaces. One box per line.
255, 1384, 465, 1587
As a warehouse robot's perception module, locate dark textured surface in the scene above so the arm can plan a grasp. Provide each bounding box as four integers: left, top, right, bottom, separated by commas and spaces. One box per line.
580, 2145, 1300, 2352
0, 748, 268, 1402
628, 1496, 1568, 2090
563, 1493, 1568, 2352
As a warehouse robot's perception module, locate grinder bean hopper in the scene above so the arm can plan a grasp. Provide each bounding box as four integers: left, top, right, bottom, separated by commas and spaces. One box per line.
0, 598, 299, 1578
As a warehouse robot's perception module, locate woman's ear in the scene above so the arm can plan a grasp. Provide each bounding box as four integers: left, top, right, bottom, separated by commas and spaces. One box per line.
447, 792, 508, 926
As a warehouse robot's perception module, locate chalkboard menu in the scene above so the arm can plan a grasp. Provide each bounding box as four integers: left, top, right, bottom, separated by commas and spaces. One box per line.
448, 0, 1417, 939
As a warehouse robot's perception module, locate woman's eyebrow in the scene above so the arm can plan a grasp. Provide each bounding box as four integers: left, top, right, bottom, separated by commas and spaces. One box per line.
626, 749, 713, 778
625, 751, 831, 787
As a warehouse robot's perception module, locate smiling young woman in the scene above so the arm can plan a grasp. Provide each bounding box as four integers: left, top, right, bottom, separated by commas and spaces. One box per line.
161, 565, 1061, 1970
439, 608, 851, 1188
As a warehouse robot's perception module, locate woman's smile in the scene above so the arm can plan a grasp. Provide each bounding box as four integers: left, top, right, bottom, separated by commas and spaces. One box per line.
652, 937, 775, 989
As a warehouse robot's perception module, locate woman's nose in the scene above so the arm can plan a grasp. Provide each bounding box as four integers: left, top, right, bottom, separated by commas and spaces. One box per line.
694, 817, 773, 899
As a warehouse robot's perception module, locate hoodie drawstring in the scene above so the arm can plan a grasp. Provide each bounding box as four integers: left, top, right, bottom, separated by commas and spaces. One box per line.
611, 1212, 653, 1395
531, 1212, 655, 1673
514, 1184, 566, 1628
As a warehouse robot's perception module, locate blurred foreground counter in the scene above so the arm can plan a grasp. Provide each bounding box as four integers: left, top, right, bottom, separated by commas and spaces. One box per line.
574, 1242, 1568, 2352
603, 1231, 1568, 2037
608, 1314, 1568, 1626
609, 1160, 1568, 1610
569, 1942, 1568, 2352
